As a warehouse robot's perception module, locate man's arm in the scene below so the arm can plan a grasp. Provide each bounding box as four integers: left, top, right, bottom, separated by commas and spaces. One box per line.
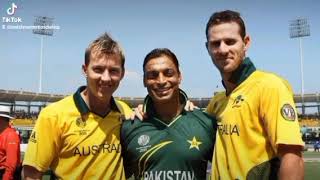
22, 165, 43, 180
278, 144, 304, 180
3, 131, 20, 180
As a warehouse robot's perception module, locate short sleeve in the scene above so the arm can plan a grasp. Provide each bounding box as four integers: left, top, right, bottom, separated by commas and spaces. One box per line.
22, 106, 61, 172
259, 77, 304, 153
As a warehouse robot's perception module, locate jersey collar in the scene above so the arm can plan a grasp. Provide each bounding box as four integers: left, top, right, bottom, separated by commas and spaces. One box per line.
73, 86, 120, 115
143, 89, 188, 119
222, 57, 256, 89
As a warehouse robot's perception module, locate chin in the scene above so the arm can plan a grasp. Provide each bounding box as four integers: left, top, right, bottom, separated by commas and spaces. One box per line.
152, 94, 172, 103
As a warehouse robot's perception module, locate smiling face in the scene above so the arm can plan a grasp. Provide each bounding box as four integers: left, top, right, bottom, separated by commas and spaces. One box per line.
143, 55, 181, 104
82, 53, 124, 103
206, 22, 250, 76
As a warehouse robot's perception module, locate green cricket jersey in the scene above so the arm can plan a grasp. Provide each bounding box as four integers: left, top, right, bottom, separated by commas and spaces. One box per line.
121, 90, 217, 180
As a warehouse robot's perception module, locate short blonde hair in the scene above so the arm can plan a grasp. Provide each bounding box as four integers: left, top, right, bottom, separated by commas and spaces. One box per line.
84, 33, 125, 69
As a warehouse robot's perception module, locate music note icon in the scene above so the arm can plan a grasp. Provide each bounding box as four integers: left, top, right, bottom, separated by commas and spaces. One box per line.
7, 3, 18, 16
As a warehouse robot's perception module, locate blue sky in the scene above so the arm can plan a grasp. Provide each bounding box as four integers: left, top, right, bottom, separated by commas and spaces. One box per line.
0, 0, 319, 97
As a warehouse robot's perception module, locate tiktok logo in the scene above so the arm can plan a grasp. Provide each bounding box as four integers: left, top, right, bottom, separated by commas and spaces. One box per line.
7, 3, 18, 16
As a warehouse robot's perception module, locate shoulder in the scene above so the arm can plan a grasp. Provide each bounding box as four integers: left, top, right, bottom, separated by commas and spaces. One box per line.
37, 95, 74, 125
188, 109, 215, 120
122, 119, 142, 130
41, 95, 74, 115
5, 128, 20, 140
206, 91, 225, 115
121, 119, 143, 138
210, 91, 225, 103
254, 70, 292, 89
114, 99, 133, 119
186, 109, 217, 128
121, 119, 150, 146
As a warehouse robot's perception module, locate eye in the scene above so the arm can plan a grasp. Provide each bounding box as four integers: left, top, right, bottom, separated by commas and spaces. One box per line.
164, 69, 175, 77
93, 67, 103, 73
109, 68, 121, 75
225, 39, 236, 46
146, 71, 158, 79
209, 41, 220, 49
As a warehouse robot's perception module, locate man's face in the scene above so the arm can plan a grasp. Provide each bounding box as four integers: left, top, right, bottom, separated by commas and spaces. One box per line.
144, 56, 181, 104
82, 53, 124, 102
206, 22, 250, 74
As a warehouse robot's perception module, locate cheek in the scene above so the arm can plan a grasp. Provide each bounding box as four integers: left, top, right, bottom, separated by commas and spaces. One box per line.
171, 78, 181, 86
144, 81, 154, 89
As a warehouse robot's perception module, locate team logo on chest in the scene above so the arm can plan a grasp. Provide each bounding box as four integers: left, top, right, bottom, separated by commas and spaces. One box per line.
136, 135, 151, 153
232, 95, 245, 108
281, 104, 296, 121
138, 135, 150, 146
187, 136, 202, 150
76, 117, 86, 128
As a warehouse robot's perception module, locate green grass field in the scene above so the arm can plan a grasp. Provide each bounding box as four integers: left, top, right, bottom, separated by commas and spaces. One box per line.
303, 151, 320, 180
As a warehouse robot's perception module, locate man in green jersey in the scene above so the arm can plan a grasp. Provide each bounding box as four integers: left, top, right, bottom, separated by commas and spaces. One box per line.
205, 10, 304, 179
121, 48, 216, 179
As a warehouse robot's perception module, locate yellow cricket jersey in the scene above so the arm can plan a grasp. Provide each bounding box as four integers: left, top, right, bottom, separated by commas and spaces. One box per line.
23, 86, 132, 180
207, 58, 304, 180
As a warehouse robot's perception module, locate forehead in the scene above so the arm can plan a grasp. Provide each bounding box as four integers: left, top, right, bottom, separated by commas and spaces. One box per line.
207, 22, 242, 41
144, 56, 177, 71
88, 53, 122, 67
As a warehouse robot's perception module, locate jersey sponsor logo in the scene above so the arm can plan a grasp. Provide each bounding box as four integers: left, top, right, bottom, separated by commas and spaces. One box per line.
73, 143, 121, 156
76, 117, 86, 128
29, 131, 37, 143
187, 136, 202, 150
143, 170, 195, 180
217, 123, 240, 136
138, 134, 150, 146
232, 95, 245, 108
280, 104, 296, 121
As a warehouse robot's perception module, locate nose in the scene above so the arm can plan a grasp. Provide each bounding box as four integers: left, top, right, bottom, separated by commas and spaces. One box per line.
157, 73, 166, 85
101, 70, 111, 82
217, 41, 229, 54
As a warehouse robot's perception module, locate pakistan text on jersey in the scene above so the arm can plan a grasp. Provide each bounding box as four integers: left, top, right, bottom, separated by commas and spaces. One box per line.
217, 123, 240, 136
73, 143, 120, 156
143, 171, 195, 180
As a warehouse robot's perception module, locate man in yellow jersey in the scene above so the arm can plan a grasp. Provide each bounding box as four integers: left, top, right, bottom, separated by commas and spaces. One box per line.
22, 33, 132, 179
205, 10, 304, 180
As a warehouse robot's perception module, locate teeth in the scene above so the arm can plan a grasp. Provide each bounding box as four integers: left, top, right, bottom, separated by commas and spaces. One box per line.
157, 88, 169, 92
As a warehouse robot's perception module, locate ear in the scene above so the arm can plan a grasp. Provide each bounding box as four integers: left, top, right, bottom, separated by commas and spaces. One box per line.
82, 64, 87, 77
205, 41, 210, 53
143, 75, 146, 87
120, 68, 125, 80
243, 35, 251, 52
178, 72, 182, 84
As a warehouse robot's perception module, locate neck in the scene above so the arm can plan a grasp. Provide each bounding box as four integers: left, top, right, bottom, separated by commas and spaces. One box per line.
153, 94, 182, 124
221, 73, 237, 95
81, 89, 111, 117
0, 121, 9, 134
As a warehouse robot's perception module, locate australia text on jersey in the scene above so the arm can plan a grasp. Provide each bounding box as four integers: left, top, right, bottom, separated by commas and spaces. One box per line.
217, 123, 240, 136
73, 143, 120, 156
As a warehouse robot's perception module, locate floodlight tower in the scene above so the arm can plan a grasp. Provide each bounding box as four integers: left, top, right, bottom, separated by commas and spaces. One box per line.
289, 18, 310, 115
33, 16, 54, 93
